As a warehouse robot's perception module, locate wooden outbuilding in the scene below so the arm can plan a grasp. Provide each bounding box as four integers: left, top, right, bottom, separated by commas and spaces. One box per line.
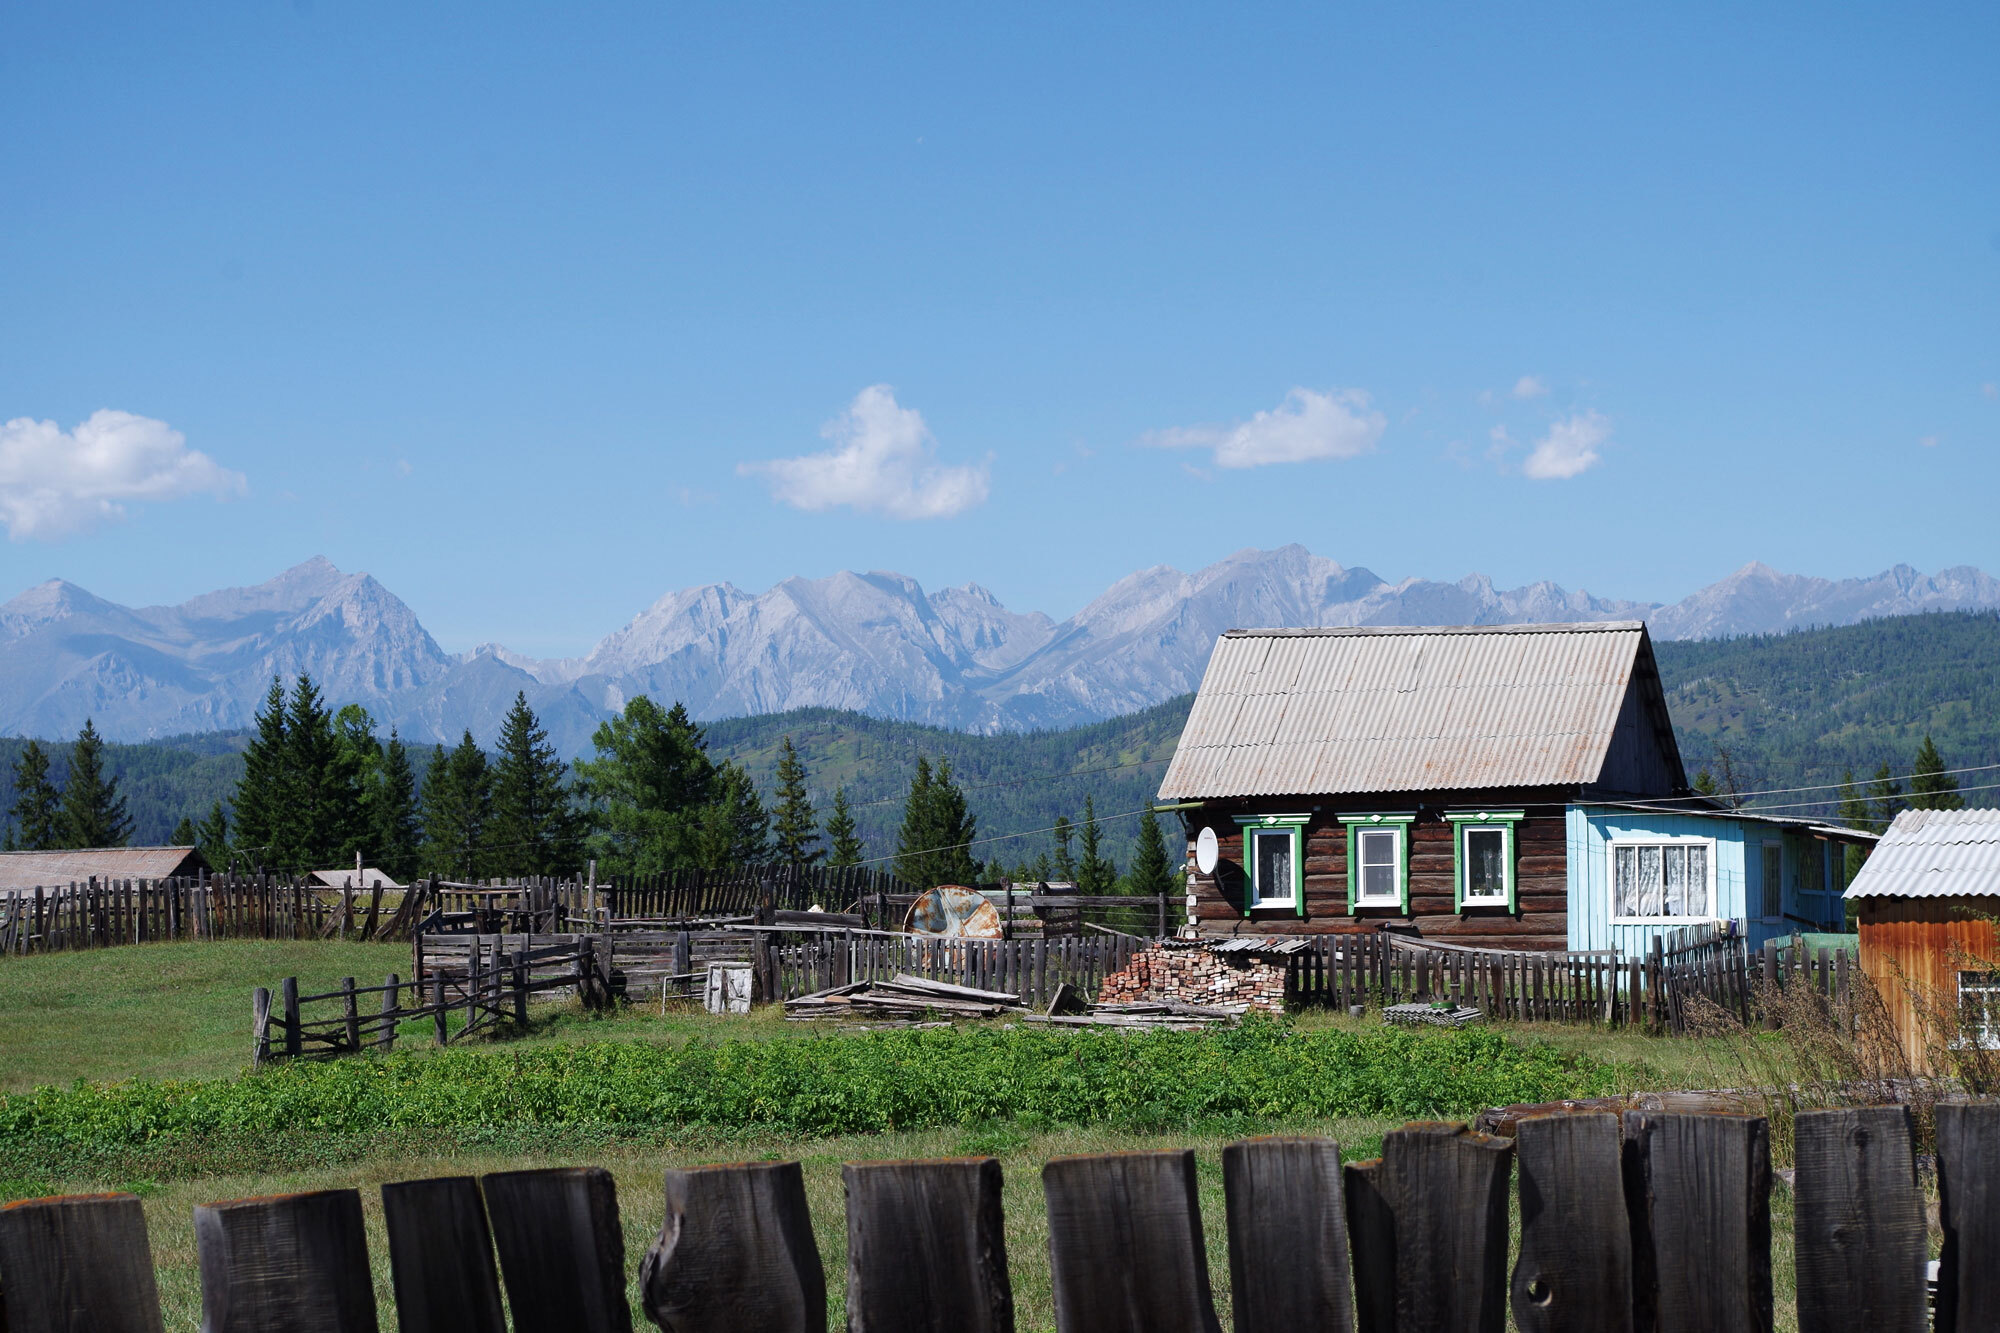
1846, 807, 2000, 1069
0, 845, 209, 893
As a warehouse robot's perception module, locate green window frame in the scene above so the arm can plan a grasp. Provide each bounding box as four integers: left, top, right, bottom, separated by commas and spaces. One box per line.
1339, 813, 1414, 914
1446, 811, 1523, 913
1233, 814, 1309, 917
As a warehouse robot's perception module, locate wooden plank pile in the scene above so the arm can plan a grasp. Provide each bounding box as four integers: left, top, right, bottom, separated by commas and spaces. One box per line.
783, 973, 1028, 1024
1027, 996, 1245, 1030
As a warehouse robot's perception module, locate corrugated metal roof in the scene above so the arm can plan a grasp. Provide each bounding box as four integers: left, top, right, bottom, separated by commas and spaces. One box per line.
1157, 622, 1650, 800
307, 869, 403, 890
1844, 808, 2000, 899
0, 846, 206, 893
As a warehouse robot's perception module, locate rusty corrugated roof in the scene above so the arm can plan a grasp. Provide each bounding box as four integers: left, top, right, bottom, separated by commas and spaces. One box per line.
1157, 622, 1650, 800
1844, 808, 2000, 899
0, 846, 207, 892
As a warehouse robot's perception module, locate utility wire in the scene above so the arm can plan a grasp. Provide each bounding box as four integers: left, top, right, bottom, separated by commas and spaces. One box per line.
1613, 760, 2000, 811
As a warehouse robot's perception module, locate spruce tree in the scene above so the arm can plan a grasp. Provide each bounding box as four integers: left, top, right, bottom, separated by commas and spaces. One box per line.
1909, 735, 1965, 811
331, 704, 383, 864
284, 675, 363, 870
58, 719, 130, 849
6, 740, 61, 852
576, 696, 718, 874
1836, 770, 1874, 880
1051, 815, 1077, 884
824, 787, 863, 868
695, 761, 770, 865
489, 693, 582, 876
770, 737, 823, 865
195, 801, 231, 870
232, 678, 290, 869
420, 732, 492, 879
1076, 795, 1117, 895
1126, 808, 1175, 898
1869, 762, 1905, 831
171, 815, 197, 847
894, 756, 937, 885
373, 730, 421, 881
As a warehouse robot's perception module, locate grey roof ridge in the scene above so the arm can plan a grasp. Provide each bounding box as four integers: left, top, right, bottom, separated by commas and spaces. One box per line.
1220, 621, 1648, 638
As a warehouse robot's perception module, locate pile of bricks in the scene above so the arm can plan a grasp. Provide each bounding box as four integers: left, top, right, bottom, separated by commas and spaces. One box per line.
1097, 944, 1287, 1014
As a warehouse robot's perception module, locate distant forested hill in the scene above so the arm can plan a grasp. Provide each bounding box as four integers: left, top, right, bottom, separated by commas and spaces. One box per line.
3, 610, 1993, 859
1655, 610, 2000, 812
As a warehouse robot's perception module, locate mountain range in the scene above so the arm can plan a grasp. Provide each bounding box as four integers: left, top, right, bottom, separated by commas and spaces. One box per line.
4, 546, 1997, 753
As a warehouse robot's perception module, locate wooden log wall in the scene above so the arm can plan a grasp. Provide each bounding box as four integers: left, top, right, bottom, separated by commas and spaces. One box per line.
2, 1104, 1982, 1331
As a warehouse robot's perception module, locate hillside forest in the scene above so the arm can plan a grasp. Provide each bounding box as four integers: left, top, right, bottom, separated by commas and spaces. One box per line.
2, 611, 1995, 887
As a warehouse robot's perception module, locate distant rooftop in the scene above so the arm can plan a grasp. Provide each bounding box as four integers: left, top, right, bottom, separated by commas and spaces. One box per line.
0, 846, 207, 893
1845, 808, 2000, 899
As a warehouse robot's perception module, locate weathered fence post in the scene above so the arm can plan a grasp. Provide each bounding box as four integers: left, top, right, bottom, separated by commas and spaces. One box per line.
512, 947, 529, 1026
1762, 940, 1781, 1029
251, 986, 272, 1070
1375, 1121, 1513, 1333
378, 973, 400, 1051
194, 1190, 378, 1332
280, 975, 301, 1058
1222, 1136, 1354, 1333
433, 973, 449, 1045
1342, 1157, 1395, 1333
1936, 1100, 2000, 1332
381, 1176, 507, 1333
340, 976, 361, 1052
1512, 1112, 1631, 1333
0, 1191, 165, 1333
1793, 1106, 1926, 1332
482, 1167, 630, 1333
844, 1157, 1012, 1333
641, 1161, 824, 1333
1041, 1150, 1222, 1333
1623, 1111, 1771, 1333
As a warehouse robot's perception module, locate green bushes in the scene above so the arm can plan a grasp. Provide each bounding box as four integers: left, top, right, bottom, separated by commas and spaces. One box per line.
0, 1020, 1616, 1149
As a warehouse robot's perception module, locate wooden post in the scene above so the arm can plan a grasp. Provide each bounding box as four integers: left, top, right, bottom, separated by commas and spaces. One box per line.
1793, 1106, 1926, 1332
512, 948, 529, 1026
1377, 1122, 1513, 1333
844, 1158, 1010, 1333
280, 976, 301, 1058
1936, 1100, 2000, 1332
433, 974, 449, 1045
252, 987, 272, 1070
380, 973, 400, 1052
1042, 1151, 1222, 1333
341, 976, 361, 1053
642, 1161, 824, 1333
483, 1167, 631, 1333
1342, 1158, 1394, 1333
1623, 1111, 1771, 1333
1222, 1136, 1353, 1333
1512, 1112, 1632, 1333
381, 1176, 507, 1333
194, 1190, 378, 1332
0, 1191, 166, 1333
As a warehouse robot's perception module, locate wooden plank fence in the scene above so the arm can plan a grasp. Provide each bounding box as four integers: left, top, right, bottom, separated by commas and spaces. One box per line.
774, 932, 1146, 1012
6, 1102, 1989, 1331
0, 873, 441, 953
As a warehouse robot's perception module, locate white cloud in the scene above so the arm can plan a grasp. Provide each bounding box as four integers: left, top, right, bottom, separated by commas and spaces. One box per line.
1144, 388, 1385, 469
739, 385, 989, 519
1920, 435, 1940, 448
1521, 411, 1609, 480
1512, 375, 1550, 399
0, 410, 246, 541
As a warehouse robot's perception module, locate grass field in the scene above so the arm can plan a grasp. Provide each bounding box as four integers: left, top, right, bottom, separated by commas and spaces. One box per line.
0, 941, 1806, 1331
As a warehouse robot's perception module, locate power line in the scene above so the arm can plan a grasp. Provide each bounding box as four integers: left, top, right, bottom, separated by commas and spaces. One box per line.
1614, 760, 2000, 811
845, 754, 1173, 809
849, 801, 1170, 869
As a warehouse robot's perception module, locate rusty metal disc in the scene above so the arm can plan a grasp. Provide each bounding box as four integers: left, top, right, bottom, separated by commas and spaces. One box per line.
902, 884, 1003, 938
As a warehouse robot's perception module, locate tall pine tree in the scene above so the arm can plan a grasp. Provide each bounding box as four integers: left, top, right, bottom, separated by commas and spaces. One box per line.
59, 719, 130, 849
1125, 808, 1175, 898
770, 736, 822, 865
420, 732, 492, 879
195, 801, 231, 870
1051, 815, 1077, 883
824, 787, 863, 867
695, 761, 771, 865
171, 815, 197, 847
489, 693, 582, 876
1869, 762, 1905, 831
283, 676, 364, 870
894, 757, 976, 887
576, 696, 718, 874
6, 740, 61, 852
1076, 795, 1117, 894
1836, 770, 1874, 880
373, 730, 421, 881
232, 678, 290, 868
1908, 735, 1965, 811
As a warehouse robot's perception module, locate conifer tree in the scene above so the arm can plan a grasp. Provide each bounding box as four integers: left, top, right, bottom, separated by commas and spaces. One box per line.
284, 675, 363, 870
1869, 762, 1904, 831
58, 719, 130, 848
894, 757, 977, 887
1126, 808, 1175, 898
489, 693, 582, 876
1076, 795, 1117, 895
928, 760, 978, 887
6, 740, 61, 852
824, 787, 863, 868
232, 678, 290, 867
420, 732, 492, 879
770, 736, 822, 865
1836, 770, 1874, 879
372, 730, 421, 881
1692, 769, 1719, 797
171, 815, 197, 847
894, 756, 937, 886
1051, 815, 1077, 883
695, 761, 771, 865
1909, 735, 1965, 811
195, 801, 231, 870
576, 696, 718, 874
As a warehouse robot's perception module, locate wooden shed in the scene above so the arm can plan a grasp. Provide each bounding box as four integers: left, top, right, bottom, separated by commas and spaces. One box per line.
0, 845, 209, 893
1847, 808, 2000, 1070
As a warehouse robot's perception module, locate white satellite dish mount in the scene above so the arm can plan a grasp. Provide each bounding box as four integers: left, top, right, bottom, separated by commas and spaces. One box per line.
1195, 826, 1220, 876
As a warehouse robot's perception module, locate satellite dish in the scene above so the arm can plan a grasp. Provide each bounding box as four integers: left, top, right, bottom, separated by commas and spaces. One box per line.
903, 885, 1004, 938
1195, 826, 1220, 876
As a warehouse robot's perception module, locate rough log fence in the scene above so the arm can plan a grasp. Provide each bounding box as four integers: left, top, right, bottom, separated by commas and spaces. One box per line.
5, 1102, 1991, 1331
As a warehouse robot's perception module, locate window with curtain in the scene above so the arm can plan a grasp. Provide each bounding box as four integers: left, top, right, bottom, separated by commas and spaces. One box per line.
1612, 841, 1711, 919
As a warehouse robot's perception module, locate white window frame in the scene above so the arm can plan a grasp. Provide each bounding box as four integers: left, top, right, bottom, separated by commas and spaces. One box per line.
1958, 971, 2000, 1050
1758, 840, 1784, 922
1233, 814, 1308, 914
1607, 836, 1719, 925
1355, 828, 1402, 904
1447, 811, 1522, 911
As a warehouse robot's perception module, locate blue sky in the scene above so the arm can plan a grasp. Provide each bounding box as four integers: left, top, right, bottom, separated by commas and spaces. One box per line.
2, 3, 1996, 655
